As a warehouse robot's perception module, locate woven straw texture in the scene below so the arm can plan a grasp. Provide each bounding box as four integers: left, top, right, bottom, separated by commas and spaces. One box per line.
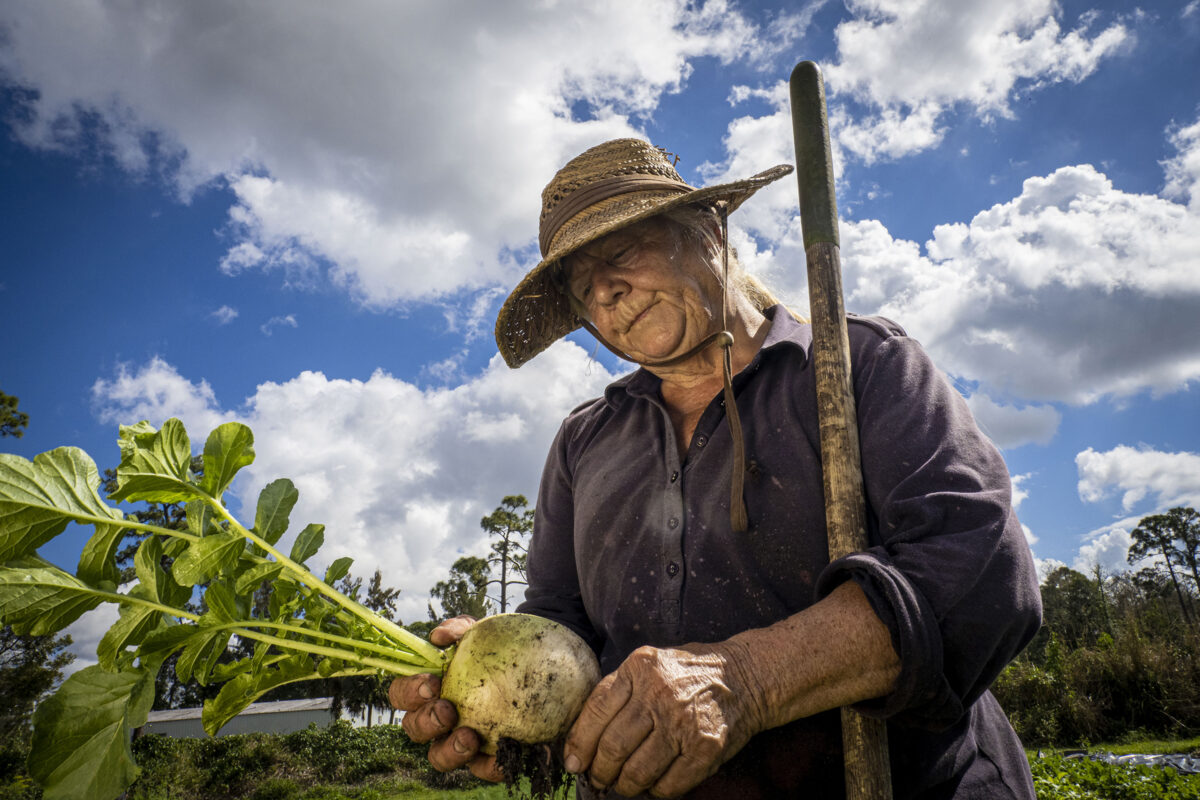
495, 138, 792, 368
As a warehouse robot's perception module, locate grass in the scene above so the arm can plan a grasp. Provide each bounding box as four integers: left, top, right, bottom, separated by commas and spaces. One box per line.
380, 786, 509, 799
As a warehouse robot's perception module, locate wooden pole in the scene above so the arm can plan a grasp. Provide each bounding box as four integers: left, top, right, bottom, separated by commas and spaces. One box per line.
789, 60, 893, 800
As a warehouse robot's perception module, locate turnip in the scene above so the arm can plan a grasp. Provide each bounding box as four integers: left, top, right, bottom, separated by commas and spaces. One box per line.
441, 612, 600, 754
0, 418, 600, 800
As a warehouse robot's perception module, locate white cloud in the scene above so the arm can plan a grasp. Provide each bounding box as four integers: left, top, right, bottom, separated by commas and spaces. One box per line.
1034, 556, 1066, 583
211, 305, 238, 325
964, 394, 1060, 449
722, 112, 1200, 408
825, 0, 1131, 162
1072, 525, 1133, 574
1076, 445, 1200, 512
1011, 473, 1031, 510
90, 348, 619, 623
92, 357, 236, 437
260, 314, 298, 336
61, 600, 120, 676
0, 0, 784, 308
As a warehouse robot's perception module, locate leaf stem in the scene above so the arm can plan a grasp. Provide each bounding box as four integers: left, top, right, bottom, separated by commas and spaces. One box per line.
232, 628, 437, 676
214, 619, 441, 669
204, 498, 447, 668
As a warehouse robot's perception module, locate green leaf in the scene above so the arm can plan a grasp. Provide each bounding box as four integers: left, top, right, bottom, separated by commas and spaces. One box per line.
185, 499, 217, 537
76, 521, 127, 589
97, 586, 164, 671
28, 664, 155, 800
289, 523, 325, 564
134, 536, 191, 609
109, 418, 199, 504
135, 623, 197, 665
172, 530, 243, 586
0, 448, 125, 563
234, 560, 285, 595
0, 557, 104, 636
176, 627, 232, 686
202, 653, 315, 736
199, 422, 255, 498
202, 581, 243, 623
253, 478, 298, 545
325, 556, 353, 584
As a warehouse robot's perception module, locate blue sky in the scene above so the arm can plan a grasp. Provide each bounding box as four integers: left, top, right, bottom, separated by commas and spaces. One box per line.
2, 0, 1199, 669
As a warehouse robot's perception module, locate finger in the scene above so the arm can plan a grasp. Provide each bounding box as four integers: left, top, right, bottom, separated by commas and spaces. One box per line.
563, 671, 632, 776
426, 726, 483, 773
468, 752, 505, 783
400, 698, 457, 743
388, 674, 441, 711
612, 731, 679, 798
431, 615, 477, 647
588, 703, 655, 790
650, 752, 720, 799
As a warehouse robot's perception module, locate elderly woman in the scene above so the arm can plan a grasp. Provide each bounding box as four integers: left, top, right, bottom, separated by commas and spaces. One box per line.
391, 139, 1041, 799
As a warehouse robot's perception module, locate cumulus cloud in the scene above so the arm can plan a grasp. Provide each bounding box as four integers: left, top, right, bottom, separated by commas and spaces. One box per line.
825, 0, 1131, 162
964, 394, 1060, 449
92, 357, 236, 436
0, 0, 787, 309
61, 600, 120, 676
260, 314, 298, 336
1076, 445, 1200, 512
91, 348, 619, 622
1072, 525, 1133, 574
211, 305, 238, 325
720, 112, 1200, 411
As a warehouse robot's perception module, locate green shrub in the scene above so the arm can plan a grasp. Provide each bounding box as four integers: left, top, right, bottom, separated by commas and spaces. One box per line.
1030, 754, 1200, 799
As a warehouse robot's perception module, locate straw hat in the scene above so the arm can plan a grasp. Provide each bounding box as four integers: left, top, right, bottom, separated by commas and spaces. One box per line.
494, 138, 793, 368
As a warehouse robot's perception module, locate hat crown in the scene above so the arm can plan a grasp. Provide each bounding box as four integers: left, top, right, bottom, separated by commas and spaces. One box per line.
540, 139, 688, 230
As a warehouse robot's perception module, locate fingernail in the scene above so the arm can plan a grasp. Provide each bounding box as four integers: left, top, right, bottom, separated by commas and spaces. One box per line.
452, 734, 471, 755
564, 754, 581, 773
418, 683, 434, 700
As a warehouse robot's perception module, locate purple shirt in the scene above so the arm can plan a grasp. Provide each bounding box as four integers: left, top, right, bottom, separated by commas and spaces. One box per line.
519, 307, 1042, 799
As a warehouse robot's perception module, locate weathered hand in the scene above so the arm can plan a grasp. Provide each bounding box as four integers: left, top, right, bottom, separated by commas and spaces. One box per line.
562, 642, 767, 798
387, 616, 503, 782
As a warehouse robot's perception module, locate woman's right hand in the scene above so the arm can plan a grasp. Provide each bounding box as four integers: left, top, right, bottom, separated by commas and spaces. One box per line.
387, 615, 504, 781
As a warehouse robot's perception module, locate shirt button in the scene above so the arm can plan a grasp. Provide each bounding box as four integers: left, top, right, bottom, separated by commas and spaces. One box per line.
667, 517, 679, 529
695, 435, 707, 448
670, 470, 679, 483
667, 562, 679, 577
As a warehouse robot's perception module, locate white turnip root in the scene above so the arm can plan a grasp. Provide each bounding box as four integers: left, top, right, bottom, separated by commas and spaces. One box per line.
439, 612, 601, 754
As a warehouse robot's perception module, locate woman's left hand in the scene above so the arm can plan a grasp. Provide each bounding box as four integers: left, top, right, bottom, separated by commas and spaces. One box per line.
562, 641, 768, 798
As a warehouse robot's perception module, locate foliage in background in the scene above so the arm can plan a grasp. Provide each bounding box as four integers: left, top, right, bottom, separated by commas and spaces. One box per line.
1030, 754, 1200, 800
995, 511, 1200, 747
481, 495, 532, 613
428, 556, 492, 620
123, 721, 487, 800
0, 393, 28, 440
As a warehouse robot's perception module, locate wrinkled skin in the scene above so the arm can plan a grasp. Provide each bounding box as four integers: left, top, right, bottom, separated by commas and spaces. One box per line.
563, 641, 767, 797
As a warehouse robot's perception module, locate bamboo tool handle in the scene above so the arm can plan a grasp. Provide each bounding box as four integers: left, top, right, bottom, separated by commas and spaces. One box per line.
789, 60, 893, 800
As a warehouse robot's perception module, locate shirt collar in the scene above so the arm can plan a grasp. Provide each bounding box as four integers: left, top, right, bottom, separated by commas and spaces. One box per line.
603, 305, 812, 408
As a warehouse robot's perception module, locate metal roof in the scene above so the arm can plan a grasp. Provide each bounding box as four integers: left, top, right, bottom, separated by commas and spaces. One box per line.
145, 697, 334, 722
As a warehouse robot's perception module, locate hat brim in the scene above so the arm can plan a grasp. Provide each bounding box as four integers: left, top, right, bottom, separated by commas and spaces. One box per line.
495, 163, 793, 368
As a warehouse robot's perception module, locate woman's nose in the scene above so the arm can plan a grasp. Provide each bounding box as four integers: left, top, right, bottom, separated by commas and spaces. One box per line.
590, 265, 630, 306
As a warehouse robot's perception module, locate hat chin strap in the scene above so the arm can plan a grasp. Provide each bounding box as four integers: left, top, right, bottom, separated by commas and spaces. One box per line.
578, 204, 750, 534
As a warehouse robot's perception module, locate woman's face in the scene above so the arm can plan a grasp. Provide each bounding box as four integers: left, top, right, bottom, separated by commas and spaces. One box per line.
564, 218, 722, 363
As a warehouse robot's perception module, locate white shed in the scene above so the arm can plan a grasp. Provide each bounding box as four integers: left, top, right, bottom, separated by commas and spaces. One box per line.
140, 697, 336, 738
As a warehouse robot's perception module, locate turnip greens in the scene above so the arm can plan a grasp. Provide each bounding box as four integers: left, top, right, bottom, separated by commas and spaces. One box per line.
0, 418, 451, 800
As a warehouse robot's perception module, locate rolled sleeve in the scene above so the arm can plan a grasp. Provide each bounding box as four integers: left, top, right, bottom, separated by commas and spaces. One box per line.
816, 333, 1042, 730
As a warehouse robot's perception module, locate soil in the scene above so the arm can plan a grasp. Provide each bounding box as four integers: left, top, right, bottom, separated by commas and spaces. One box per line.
496, 737, 574, 799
